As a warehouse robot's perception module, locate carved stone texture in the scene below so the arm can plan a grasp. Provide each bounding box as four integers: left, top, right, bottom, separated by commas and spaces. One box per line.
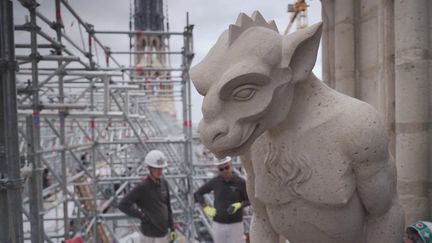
190, 11, 405, 243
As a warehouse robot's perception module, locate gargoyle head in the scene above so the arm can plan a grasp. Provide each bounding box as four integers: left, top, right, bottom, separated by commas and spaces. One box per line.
191, 11, 322, 158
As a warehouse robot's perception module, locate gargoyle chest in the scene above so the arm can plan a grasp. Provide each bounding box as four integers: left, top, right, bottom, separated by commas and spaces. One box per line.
250, 137, 356, 206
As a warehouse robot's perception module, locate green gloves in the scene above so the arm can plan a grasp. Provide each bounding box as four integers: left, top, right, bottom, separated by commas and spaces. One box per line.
169, 230, 177, 241
203, 203, 241, 217
203, 205, 217, 217
227, 202, 242, 215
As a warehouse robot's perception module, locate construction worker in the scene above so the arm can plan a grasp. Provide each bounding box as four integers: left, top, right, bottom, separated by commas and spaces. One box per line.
42, 168, 51, 189
404, 221, 432, 243
194, 156, 250, 243
119, 150, 176, 243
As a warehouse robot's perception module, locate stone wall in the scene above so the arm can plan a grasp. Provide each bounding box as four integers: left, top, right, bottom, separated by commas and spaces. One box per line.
321, 0, 431, 224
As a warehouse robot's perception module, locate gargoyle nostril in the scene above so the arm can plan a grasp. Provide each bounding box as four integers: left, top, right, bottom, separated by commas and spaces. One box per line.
212, 131, 226, 143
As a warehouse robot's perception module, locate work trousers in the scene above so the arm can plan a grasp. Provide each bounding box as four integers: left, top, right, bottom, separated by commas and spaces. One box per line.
212, 221, 244, 243
138, 234, 169, 243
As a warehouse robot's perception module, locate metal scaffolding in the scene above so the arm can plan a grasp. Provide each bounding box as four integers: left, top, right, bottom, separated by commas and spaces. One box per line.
0, 1, 24, 242
4, 0, 251, 242
6, 0, 212, 242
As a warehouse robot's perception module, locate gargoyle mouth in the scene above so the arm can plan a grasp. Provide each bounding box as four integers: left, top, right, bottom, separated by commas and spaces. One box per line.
218, 123, 260, 156
239, 123, 260, 148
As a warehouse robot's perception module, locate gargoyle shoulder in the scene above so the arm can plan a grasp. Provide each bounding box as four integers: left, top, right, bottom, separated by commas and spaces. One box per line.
340, 101, 388, 164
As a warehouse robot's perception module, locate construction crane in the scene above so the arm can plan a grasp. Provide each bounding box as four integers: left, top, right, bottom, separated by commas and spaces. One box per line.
284, 0, 310, 35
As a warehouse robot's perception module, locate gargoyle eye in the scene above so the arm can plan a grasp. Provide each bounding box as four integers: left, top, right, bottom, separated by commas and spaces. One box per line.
232, 85, 257, 101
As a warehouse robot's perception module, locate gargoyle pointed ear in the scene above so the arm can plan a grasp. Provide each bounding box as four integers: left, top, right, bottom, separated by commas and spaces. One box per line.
281, 22, 322, 82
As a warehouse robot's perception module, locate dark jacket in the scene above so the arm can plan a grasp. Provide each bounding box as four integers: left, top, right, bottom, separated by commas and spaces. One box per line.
119, 177, 173, 237
194, 173, 250, 224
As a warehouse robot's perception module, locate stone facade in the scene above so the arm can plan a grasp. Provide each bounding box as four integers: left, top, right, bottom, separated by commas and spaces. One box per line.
322, 0, 432, 224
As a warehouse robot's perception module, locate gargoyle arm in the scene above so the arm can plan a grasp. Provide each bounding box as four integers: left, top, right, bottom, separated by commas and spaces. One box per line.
350, 113, 404, 242
241, 150, 280, 243
350, 109, 395, 217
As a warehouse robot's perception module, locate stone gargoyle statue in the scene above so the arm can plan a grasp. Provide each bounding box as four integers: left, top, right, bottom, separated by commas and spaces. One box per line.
190, 11, 405, 243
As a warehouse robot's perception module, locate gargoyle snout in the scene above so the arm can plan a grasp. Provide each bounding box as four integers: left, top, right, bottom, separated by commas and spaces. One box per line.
198, 119, 229, 150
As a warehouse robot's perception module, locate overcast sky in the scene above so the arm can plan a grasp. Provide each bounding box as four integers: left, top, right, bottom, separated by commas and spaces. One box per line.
13, 0, 322, 125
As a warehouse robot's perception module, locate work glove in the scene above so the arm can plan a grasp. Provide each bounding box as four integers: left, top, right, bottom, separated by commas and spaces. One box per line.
169, 230, 177, 242
203, 206, 217, 217
227, 202, 242, 215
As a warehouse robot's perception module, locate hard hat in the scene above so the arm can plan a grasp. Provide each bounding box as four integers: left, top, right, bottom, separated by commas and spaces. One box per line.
214, 156, 231, 166
407, 221, 432, 243
144, 150, 168, 168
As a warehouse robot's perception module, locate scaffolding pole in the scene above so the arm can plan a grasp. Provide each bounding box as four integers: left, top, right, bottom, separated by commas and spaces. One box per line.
0, 1, 24, 242
54, 0, 69, 239
21, 0, 45, 242
182, 13, 196, 241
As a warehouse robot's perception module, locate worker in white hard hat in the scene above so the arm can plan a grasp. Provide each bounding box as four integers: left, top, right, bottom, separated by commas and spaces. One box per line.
119, 150, 177, 243
404, 221, 432, 243
194, 156, 250, 243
